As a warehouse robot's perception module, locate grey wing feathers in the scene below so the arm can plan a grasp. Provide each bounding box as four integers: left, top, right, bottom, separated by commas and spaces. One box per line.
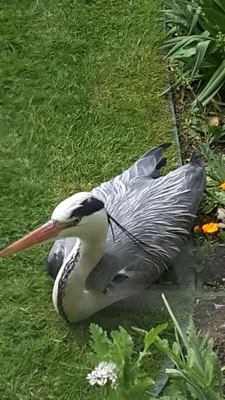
167, 153, 206, 214
96, 156, 205, 288
125, 143, 171, 180
45, 145, 206, 295
91, 143, 172, 207
45, 238, 76, 279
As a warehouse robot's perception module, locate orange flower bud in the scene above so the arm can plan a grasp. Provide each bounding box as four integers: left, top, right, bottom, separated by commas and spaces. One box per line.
220, 182, 225, 191
194, 225, 201, 233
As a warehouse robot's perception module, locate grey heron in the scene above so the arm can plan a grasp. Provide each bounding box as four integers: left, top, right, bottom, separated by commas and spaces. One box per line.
0, 144, 206, 323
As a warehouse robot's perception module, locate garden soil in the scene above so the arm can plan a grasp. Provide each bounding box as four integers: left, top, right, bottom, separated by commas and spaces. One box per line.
195, 244, 225, 383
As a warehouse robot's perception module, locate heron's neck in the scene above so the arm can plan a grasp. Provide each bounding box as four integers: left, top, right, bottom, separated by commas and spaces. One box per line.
52, 217, 108, 322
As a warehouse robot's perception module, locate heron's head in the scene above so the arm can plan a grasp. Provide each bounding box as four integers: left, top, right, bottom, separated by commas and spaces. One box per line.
0, 192, 108, 258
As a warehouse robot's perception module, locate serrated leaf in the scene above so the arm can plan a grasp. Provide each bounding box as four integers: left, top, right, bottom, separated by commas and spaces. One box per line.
199, 333, 209, 349
187, 319, 205, 375
89, 323, 111, 361
172, 342, 181, 356
124, 379, 154, 400
144, 323, 168, 350
165, 368, 184, 378
109, 326, 134, 367
132, 326, 148, 336
187, 348, 196, 368
204, 352, 214, 385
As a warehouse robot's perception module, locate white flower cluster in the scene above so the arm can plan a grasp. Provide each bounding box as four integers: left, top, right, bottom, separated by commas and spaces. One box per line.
87, 361, 117, 388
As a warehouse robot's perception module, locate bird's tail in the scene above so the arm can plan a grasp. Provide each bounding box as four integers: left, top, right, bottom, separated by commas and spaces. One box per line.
127, 143, 172, 180
190, 151, 204, 167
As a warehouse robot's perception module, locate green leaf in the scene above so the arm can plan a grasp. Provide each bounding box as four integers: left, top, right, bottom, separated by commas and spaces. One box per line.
125, 379, 154, 399
162, 294, 189, 349
144, 323, 168, 350
191, 40, 211, 77
219, 230, 225, 241
164, 35, 210, 59
110, 326, 134, 367
89, 323, 111, 362
187, 348, 196, 368
199, 333, 209, 349
200, 142, 225, 182
203, 8, 225, 33
204, 352, 214, 385
213, 0, 225, 12
132, 326, 148, 336
165, 368, 184, 378
171, 47, 196, 59
193, 60, 225, 106
172, 342, 181, 356
186, 319, 205, 376
210, 125, 225, 144
188, 6, 201, 35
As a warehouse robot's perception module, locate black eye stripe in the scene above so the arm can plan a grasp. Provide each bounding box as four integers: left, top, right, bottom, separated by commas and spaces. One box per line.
70, 197, 104, 219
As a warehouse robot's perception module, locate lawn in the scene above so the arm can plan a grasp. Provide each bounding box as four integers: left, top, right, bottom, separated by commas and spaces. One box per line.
0, 0, 174, 398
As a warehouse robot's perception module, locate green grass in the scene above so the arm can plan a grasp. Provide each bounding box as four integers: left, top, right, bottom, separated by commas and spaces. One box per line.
0, 0, 175, 398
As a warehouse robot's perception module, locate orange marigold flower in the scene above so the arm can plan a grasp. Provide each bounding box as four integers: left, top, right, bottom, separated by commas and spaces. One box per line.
202, 223, 219, 234
194, 225, 201, 233
220, 182, 225, 190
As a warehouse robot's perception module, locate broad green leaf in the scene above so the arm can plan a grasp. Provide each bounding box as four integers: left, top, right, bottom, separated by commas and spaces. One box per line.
210, 125, 225, 144
89, 323, 111, 361
204, 351, 215, 385
187, 348, 196, 368
144, 323, 168, 350
203, 8, 225, 33
132, 326, 148, 336
187, 319, 205, 376
110, 326, 134, 366
219, 230, 225, 241
156, 339, 208, 386
200, 142, 225, 182
194, 60, 225, 106
188, 6, 201, 35
172, 341, 181, 356
191, 40, 211, 76
124, 379, 154, 400
171, 47, 196, 59
108, 388, 121, 400
213, 0, 225, 12
164, 35, 209, 59
199, 17, 218, 37
200, 333, 209, 349
166, 26, 178, 37
165, 368, 184, 378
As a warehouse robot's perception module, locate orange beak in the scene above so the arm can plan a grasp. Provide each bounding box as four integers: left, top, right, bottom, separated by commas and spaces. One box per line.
0, 220, 63, 258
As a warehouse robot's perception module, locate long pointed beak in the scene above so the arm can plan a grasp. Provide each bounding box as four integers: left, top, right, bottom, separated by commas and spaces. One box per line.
0, 220, 62, 258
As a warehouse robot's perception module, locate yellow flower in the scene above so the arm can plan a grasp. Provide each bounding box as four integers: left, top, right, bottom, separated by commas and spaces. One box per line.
202, 223, 219, 234
194, 225, 201, 233
220, 182, 225, 190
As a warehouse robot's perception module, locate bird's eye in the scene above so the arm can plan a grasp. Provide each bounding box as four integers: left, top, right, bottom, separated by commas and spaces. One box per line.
72, 216, 81, 225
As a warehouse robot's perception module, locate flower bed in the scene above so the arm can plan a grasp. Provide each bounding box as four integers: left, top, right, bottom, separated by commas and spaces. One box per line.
163, 0, 225, 393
